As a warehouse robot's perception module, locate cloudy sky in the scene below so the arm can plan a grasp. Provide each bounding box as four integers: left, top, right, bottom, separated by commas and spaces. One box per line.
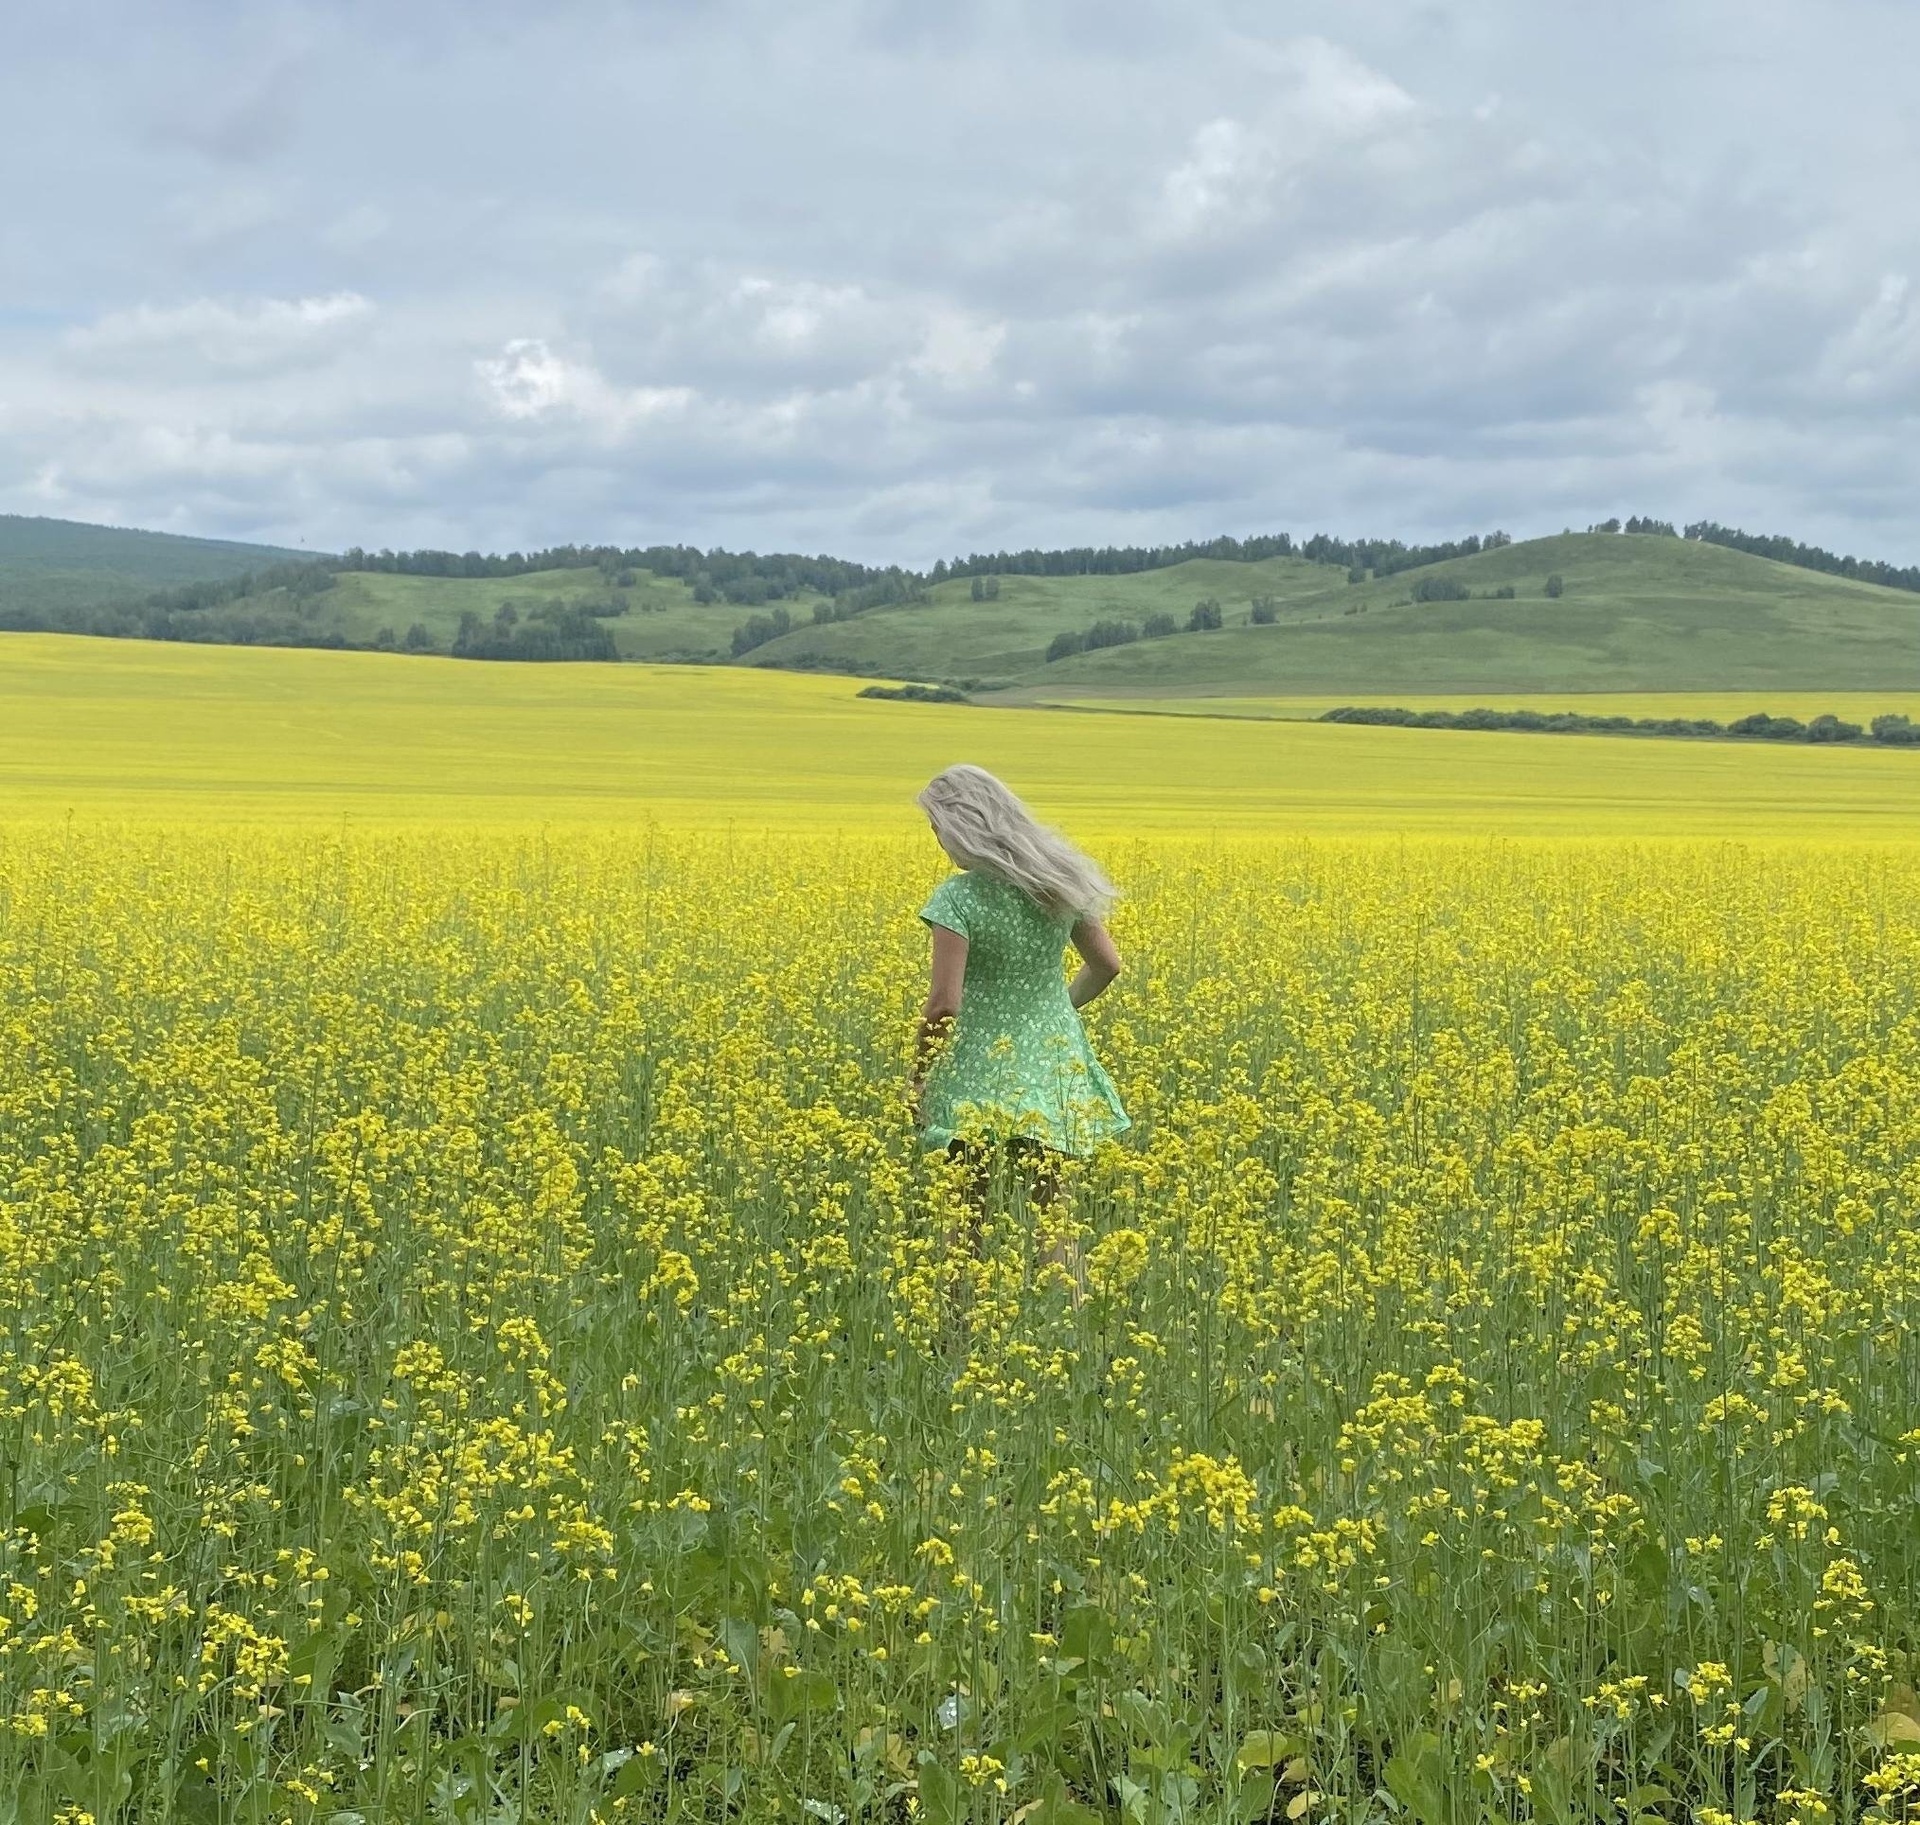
4, 0, 1919, 566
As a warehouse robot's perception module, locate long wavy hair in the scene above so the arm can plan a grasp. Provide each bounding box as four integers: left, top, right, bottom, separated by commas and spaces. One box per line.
917, 765, 1118, 921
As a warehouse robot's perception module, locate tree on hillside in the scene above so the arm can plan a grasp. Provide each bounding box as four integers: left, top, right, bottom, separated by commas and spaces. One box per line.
1250, 595, 1278, 624
1142, 613, 1177, 638
730, 606, 793, 657
1545, 574, 1565, 598
1188, 598, 1223, 631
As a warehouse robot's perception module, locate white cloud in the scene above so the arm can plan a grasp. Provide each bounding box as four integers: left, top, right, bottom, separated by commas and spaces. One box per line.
909, 309, 1006, 387
475, 338, 694, 432
64, 293, 375, 372
1819, 275, 1920, 403
1158, 118, 1273, 239
1153, 39, 1417, 241
475, 339, 580, 419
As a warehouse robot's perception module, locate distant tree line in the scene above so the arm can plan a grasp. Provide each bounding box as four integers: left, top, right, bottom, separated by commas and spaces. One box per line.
1683, 522, 1920, 595
1586, 517, 1678, 536
0, 536, 933, 660
336, 542, 914, 607
1305, 530, 1513, 579
0, 587, 354, 649
451, 601, 617, 662
143, 561, 340, 615
938, 533, 1303, 582
938, 529, 1516, 585
1322, 705, 1920, 746
342, 543, 932, 617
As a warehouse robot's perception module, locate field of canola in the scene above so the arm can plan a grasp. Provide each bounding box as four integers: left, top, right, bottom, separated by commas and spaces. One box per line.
2, 823, 1919, 1824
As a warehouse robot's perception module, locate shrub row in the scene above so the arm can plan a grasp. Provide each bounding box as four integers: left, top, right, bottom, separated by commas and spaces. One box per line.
452, 603, 617, 662
855, 683, 969, 703
1044, 600, 1231, 661
1320, 706, 1920, 745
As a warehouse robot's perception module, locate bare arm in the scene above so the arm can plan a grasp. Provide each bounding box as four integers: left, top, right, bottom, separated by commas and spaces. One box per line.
914, 924, 969, 1086
1068, 919, 1122, 1009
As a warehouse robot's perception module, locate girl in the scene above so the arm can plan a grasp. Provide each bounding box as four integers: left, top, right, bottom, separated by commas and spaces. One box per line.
912, 765, 1130, 1201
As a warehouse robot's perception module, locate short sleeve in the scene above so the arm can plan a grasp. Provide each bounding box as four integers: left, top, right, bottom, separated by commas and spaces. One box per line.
918, 874, 971, 939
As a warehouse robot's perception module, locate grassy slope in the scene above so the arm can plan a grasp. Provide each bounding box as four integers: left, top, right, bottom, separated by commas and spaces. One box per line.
0, 513, 317, 618
149, 565, 818, 661
740, 555, 1336, 681
1, 631, 1916, 837
14, 524, 1920, 700
748, 534, 1920, 694
299, 568, 758, 661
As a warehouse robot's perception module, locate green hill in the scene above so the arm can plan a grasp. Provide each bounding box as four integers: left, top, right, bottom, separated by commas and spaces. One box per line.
267, 566, 759, 662
0, 531, 793, 661
748, 532, 1920, 695
10, 517, 1919, 698
744, 554, 1336, 682
0, 514, 317, 623
44, 559, 822, 663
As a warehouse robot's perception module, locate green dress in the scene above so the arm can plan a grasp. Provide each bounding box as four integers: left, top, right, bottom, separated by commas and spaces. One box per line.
918, 870, 1131, 1159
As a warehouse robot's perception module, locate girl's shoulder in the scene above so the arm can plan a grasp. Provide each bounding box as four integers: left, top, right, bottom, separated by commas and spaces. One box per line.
919, 870, 980, 934
922, 869, 1068, 933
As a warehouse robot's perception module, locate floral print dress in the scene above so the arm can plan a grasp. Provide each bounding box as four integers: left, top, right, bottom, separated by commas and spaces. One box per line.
917, 869, 1131, 1159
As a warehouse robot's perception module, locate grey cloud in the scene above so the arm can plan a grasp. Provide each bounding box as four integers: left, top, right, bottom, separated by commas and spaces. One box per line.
1, 0, 1918, 562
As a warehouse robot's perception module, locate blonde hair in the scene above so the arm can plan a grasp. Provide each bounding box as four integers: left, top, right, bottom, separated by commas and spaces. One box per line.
917, 764, 1117, 920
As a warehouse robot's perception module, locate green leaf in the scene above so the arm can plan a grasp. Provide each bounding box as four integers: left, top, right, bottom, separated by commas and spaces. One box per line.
1382, 1731, 1450, 1825
767, 1667, 839, 1724
1060, 1605, 1112, 1670
721, 1615, 761, 1672
1114, 1689, 1173, 1747
611, 1752, 658, 1799
918, 1759, 963, 1825
1866, 1710, 1920, 1748
1233, 1730, 1298, 1773
1015, 1697, 1080, 1754
1028, 1774, 1103, 1825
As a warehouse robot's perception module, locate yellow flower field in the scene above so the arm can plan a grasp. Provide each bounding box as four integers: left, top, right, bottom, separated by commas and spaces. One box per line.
3, 813, 1919, 1822
4, 633, 1920, 835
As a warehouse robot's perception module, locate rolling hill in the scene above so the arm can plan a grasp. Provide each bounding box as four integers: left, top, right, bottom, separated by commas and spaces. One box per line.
0, 513, 318, 624
746, 553, 1337, 682
173, 565, 760, 663
6, 516, 1918, 699
746, 532, 1920, 695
